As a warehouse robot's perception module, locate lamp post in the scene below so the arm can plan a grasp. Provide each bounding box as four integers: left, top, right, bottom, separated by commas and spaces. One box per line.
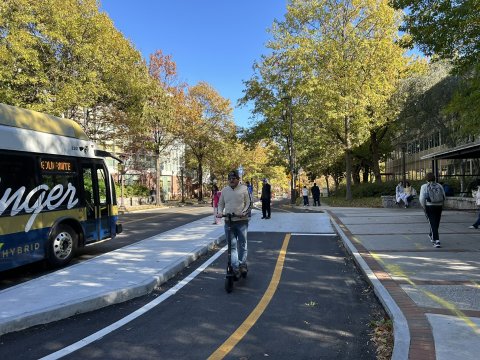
282, 94, 295, 205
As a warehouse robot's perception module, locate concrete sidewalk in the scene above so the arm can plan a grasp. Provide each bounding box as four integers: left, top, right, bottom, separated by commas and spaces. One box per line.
327, 207, 480, 360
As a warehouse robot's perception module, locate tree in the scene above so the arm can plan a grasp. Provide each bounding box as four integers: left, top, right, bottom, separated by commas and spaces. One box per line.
391, 1, 480, 137
178, 82, 235, 201
239, 51, 307, 203
133, 50, 184, 205
391, 0, 480, 70
0, 0, 149, 143
268, 0, 414, 199
395, 61, 461, 146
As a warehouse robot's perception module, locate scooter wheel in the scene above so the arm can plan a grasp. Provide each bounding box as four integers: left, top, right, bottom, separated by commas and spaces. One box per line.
225, 277, 233, 293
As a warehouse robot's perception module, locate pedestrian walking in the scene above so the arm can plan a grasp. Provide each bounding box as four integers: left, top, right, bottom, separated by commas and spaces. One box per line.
302, 185, 309, 206
311, 183, 321, 206
212, 184, 221, 224
468, 185, 480, 229
217, 170, 252, 278
260, 178, 271, 219
245, 181, 253, 217
419, 172, 446, 248
149, 188, 156, 204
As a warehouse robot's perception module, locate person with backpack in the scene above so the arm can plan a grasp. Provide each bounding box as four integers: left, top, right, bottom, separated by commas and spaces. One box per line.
419, 172, 446, 248
468, 185, 480, 229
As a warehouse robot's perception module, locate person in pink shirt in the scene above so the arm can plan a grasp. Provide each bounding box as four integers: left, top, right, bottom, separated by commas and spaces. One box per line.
212, 184, 222, 224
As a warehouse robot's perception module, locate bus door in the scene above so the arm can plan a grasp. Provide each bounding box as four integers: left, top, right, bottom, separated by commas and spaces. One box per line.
81, 163, 112, 243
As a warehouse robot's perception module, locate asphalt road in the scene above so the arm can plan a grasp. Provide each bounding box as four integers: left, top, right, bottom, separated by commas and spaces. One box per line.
1, 204, 383, 359
0, 206, 212, 291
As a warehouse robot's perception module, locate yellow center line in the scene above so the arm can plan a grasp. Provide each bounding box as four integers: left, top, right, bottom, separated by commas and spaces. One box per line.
207, 233, 291, 360
370, 252, 480, 333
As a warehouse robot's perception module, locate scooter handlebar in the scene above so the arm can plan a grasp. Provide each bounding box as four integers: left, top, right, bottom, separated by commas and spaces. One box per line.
222, 213, 236, 217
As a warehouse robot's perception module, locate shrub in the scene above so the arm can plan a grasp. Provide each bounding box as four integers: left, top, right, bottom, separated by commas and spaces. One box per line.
115, 183, 149, 197
332, 181, 399, 198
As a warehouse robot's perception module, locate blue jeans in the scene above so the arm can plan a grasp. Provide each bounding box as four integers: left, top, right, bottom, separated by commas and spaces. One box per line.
225, 220, 248, 270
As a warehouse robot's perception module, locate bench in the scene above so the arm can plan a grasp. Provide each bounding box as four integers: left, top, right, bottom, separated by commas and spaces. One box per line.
381, 195, 477, 210
444, 196, 476, 210
381, 195, 420, 208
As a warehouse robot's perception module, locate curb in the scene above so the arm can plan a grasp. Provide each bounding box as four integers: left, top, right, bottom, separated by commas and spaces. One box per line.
0, 235, 224, 336
328, 212, 410, 360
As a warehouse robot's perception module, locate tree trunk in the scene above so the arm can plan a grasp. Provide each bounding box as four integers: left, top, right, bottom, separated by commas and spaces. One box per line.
352, 164, 361, 185
324, 175, 330, 197
197, 160, 203, 202
370, 131, 382, 183
345, 149, 352, 200
344, 116, 352, 200
155, 151, 163, 206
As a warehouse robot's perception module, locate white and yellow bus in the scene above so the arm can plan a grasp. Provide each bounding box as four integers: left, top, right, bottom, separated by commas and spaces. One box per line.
0, 103, 122, 271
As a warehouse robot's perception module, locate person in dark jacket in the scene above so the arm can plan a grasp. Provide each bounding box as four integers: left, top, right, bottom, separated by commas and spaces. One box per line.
311, 183, 321, 206
260, 178, 271, 219
419, 172, 446, 248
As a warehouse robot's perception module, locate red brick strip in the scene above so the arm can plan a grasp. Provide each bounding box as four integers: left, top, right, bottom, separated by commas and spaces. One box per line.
329, 211, 436, 360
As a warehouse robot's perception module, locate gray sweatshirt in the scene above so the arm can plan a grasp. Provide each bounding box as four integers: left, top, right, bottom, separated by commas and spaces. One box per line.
419, 181, 446, 207
218, 183, 252, 221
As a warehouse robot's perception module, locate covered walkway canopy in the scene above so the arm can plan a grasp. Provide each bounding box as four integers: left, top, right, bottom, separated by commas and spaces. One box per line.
421, 141, 480, 160
420, 141, 480, 188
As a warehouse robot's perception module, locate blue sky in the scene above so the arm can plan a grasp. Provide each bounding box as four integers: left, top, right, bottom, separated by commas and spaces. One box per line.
99, 0, 288, 128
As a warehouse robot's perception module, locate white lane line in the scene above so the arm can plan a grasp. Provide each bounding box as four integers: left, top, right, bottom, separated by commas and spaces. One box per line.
40, 245, 228, 360
290, 233, 336, 236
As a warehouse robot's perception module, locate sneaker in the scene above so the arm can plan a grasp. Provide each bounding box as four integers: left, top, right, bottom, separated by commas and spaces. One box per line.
434, 240, 441, 248
266, 216, 270, 219
261, 216, 266, 219
468, 225, 478, 229
233, 268, 241, 279
239, 263, 248, 276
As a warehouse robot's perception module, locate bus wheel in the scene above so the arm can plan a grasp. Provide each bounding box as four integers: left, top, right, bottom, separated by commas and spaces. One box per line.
48, 224, 77, 267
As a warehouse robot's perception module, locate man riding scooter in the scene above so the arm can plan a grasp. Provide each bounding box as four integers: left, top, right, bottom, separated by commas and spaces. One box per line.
217, 170, 252, 279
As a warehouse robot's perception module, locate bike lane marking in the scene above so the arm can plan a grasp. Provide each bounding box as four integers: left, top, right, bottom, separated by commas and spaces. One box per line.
207, 233, 291, 360
39, 244, 228, 360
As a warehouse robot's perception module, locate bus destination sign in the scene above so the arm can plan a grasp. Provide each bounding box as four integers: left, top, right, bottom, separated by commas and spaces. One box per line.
40, 159, 75, 172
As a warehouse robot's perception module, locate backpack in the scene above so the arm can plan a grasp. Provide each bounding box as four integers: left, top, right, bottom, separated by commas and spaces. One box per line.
426, 183, 444, 203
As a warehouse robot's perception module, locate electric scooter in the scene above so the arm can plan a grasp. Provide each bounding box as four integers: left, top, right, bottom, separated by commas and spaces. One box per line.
223, 213, 247, 293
